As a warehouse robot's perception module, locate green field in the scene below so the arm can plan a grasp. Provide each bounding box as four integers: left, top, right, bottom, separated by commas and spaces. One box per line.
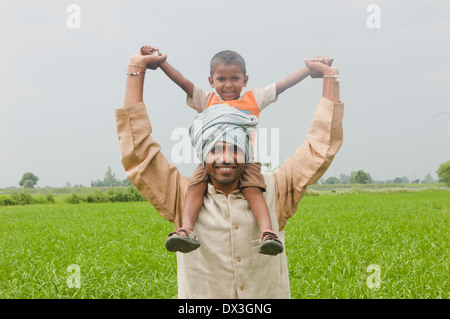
0, 190, 448, 298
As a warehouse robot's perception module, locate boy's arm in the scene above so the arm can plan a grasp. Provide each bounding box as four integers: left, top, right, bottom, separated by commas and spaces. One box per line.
161, 61, 210, 113
275, 56, 333, 96
160, 61, 195, 99
141, 45, 194, 98
275, 67, 310, 96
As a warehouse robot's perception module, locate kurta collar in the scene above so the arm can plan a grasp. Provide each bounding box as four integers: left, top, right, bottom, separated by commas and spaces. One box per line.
206, 183, 246, 199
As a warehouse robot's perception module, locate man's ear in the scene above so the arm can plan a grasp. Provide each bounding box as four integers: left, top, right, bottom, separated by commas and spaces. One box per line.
208, 76, 215, 88
243, 75, 249, 87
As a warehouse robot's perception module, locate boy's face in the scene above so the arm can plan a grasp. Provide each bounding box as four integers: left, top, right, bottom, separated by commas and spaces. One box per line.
208, 64, 248, 101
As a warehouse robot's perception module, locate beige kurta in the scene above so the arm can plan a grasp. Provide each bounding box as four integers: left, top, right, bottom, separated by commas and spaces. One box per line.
115, 97, 344, 298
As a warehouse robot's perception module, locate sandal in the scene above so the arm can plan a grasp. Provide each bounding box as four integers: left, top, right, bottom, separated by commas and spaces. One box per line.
165, 228, 201, 253
259, 230, 283, 256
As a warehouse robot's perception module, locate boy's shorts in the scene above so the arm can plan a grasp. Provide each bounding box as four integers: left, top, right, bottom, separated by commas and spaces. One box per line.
187, 162, 267, 191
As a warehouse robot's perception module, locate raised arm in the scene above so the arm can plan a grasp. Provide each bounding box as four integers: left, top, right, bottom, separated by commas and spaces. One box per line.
274, 60, 343, 230
305, 57, 339, 102
119, 51, 187, 228
123, 51, 167, 107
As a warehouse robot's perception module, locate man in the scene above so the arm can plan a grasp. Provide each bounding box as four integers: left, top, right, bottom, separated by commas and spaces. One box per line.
115, 51, 343, 298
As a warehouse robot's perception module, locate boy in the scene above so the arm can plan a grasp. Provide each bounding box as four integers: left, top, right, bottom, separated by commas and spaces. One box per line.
141, 45, 331, 255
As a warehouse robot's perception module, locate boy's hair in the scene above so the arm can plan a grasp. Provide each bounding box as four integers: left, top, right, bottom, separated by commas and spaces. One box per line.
210, 50, 246, 76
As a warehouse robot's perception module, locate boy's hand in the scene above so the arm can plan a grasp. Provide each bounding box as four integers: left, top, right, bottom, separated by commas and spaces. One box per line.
130, 51, 167, 70
140, 45, 161, 56
305, 56, 338, 78
311, 56, 333, 66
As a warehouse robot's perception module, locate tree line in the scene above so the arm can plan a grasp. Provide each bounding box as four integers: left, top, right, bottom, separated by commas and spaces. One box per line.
90, 167, 131, 187
319, 170, 439, 185
16, 167, 131, 189
15, 160, 450, 188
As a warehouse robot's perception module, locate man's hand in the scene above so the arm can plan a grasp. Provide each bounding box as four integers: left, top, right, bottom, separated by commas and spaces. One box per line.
123, 48, 167, 107
140, 45, 160, 56
305, 56, 338, 78
304, 57, 340, 102
130, 48, 167, 70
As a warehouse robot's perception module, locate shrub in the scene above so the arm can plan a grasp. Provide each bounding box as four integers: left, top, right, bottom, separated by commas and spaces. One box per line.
46, 192, 55, 203
86, 191, 108, 203
436, 160, 450, 187
104, 186, 145, 202
126, 185, 145, 202
32, 195, 48, 204
10, 191, 34, 205
0, 196, 17, 206
106, 188, 127, 202
66, 193, 81, 204
0, 186, 146, 206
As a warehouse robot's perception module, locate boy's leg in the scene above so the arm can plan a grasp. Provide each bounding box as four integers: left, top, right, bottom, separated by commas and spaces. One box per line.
241, 186, 272, 231
240, 163, 283, 256
240, 162, 271, 230
165, 164, 208, 253
182, 181, 208, 231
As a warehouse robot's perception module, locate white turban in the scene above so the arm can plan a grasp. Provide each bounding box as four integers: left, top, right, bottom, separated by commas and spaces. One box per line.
189, 104, 258, 165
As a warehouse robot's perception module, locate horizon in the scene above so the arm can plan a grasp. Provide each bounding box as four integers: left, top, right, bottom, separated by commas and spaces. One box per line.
2, 167, 443, 189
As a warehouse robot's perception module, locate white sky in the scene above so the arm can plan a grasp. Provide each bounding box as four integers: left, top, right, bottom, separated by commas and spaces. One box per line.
0, 0, 449, 187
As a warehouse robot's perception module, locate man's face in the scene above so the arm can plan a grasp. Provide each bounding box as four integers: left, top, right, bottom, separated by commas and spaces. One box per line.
208, 64, 249, 101
204, 142, 246, 188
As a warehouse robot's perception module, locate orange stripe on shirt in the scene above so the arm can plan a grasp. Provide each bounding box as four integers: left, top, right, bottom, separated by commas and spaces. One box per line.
206, 91, 261, 119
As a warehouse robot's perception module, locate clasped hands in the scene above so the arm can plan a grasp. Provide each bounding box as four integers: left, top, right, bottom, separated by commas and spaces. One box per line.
305, 56, 339, 77
130, 45, 167, 70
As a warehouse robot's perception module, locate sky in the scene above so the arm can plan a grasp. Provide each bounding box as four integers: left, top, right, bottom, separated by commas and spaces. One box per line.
0, 0, 449, 188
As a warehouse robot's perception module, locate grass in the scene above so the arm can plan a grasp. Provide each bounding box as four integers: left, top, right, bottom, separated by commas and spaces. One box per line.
0, 191, 448, 298
286, 191, 449, 298
0, 202, 176, 298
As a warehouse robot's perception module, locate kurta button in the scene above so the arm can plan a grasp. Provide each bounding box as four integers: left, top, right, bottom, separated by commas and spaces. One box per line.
234, 225, 239, 230
236, 257, 241, 262
221, 199, 226, 204
240, 286, 245, 291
